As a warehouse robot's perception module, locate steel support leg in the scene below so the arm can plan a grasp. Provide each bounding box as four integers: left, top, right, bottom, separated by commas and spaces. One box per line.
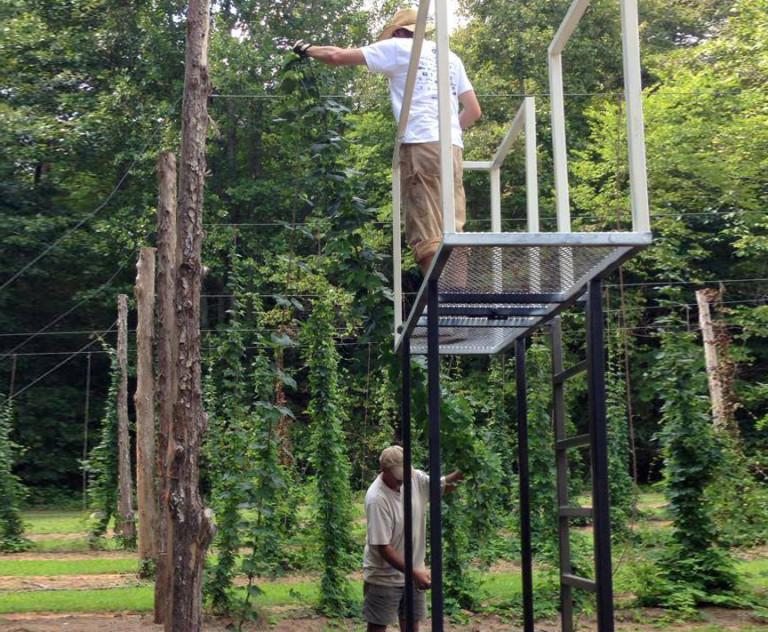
551, 318, 574, 632
586, 278, 615, 632
402, 336, 414, 632
427, 279, 444, 632
515, 338, 535, 632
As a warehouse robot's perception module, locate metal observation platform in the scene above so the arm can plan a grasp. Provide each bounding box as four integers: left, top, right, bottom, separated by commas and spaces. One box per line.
391, 1, 651, 632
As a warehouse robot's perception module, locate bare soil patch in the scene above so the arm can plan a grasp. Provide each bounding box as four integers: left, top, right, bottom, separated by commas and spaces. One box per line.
24, 534, 87, 542
0, 574, 144, 592
1, 608, 765, 632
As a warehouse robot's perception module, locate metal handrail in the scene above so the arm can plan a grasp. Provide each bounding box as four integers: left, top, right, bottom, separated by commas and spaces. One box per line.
548, 0, 650, 233
392, 0, 432, 335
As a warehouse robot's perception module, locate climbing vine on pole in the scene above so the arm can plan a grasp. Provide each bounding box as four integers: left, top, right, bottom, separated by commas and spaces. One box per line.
605, 338, 634, 538
86, 345, 120, 546
203, 280, 249, 614
640, 316, 738, 609
525, 337, 558, 555
0, 396, 29, 552
302, 289, 356, 616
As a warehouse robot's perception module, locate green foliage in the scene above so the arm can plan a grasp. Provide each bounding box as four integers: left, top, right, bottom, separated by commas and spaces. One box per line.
83, 346, 119, 546
606, 337, 635, 537
486, 355, 517, 512
203, 257, 294, 620
525, 338, 558, 555
707, 436, 768, 548
2, 0, 768, 620
638, 319, 738, 609
409, 359, 506, 612
0, 396, 29, 552
302, 290, 357, 616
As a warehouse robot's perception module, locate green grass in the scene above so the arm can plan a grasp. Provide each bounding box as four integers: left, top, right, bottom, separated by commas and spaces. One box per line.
0, 579, 327, 614
740, 557, 768, 589
22, 511, 87, 535
27, 537, 124, 553
0, 586, 154, 614
0, 558, 139, 577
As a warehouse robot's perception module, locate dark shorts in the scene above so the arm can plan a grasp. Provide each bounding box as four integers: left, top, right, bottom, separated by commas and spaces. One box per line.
362, 581, 428, 625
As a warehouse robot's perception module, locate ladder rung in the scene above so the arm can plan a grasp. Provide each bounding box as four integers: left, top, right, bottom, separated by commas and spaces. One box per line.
559, 506, 593, 518
556, 434, 591, 450
553, 360, 587, 384
562, 574, 597, 592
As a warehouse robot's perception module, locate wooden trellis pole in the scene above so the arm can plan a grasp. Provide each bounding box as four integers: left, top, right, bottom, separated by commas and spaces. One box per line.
154, 151, 178, 625
166, 0, 214, 628
696, 287, 738, 435
135, 247, 157, 569
116, 294, 136, 547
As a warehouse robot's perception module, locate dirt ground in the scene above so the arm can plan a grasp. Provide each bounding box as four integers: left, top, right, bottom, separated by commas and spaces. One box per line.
0, 608, 765, 632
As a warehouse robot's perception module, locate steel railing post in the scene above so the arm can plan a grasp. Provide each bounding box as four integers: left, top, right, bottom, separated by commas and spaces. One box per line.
516, 338, 535, 632
427, 279, 444, 632
434, 0, 456, 234
524, 97, 540, 233
586, 278, 615, 632
402, 336, 414, 632
393, 162, 403, 342
620, 0, 650, 233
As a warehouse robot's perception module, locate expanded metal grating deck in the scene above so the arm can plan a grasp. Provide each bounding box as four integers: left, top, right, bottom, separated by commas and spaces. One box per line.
398, 232, 652, 355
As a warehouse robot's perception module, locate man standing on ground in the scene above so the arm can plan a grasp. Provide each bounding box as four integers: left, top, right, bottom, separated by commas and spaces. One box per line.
362, 445, 462, 632
294, 7, 482, 276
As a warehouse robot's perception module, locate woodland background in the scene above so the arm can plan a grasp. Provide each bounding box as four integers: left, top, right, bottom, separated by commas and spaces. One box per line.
1, 0, 767, 625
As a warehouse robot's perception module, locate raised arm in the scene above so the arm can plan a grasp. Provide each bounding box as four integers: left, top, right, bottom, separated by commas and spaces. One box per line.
293, 39, 366, 67
458, 90, 482, 130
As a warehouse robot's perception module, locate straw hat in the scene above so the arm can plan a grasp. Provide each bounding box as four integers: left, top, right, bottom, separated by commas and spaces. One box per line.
377, 8, 434, 42
380, 446, 404, 481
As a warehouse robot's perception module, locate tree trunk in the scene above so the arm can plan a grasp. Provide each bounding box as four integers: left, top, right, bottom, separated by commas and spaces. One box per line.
155, 152, 178, 625
696, 287, 737, 434
116, 294, 137, 548
166, 1, 214, 629
134, 247, 157, 571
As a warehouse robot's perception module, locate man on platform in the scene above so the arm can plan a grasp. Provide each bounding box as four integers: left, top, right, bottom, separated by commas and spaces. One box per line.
293, 8, 482, 276
362, 445, 462, 632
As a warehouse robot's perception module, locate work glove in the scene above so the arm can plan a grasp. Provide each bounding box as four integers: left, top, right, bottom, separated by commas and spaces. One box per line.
293, 39, 313, 58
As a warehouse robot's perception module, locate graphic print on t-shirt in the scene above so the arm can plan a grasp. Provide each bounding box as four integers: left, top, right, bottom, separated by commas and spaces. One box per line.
414, 46, 460, 99
361, 38, 473, 146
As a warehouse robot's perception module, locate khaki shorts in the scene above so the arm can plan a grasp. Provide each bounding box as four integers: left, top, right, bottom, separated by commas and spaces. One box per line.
362, 581, 428, 626
400, 142, 466, 264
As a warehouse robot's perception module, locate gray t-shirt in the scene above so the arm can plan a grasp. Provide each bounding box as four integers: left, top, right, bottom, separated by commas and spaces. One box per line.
363, 469, 433, 586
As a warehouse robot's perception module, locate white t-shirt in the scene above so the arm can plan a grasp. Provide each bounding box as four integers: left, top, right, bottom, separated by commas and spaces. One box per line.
361, 38, 473, 147
363, 470, 433, 586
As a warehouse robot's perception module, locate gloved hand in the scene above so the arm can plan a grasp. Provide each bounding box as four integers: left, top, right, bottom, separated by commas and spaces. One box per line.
293, 39, 313, 58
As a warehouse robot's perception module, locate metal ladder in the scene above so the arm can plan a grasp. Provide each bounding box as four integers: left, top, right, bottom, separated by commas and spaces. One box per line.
550, 279, 615, 632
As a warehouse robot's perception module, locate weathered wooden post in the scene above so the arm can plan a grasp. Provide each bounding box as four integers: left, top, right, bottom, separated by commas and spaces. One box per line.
696, 287, 737, 434
166, 0, 214, 628
154, 151, 177, 625
134, 247, 157, 570
116, 293, 136, 547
